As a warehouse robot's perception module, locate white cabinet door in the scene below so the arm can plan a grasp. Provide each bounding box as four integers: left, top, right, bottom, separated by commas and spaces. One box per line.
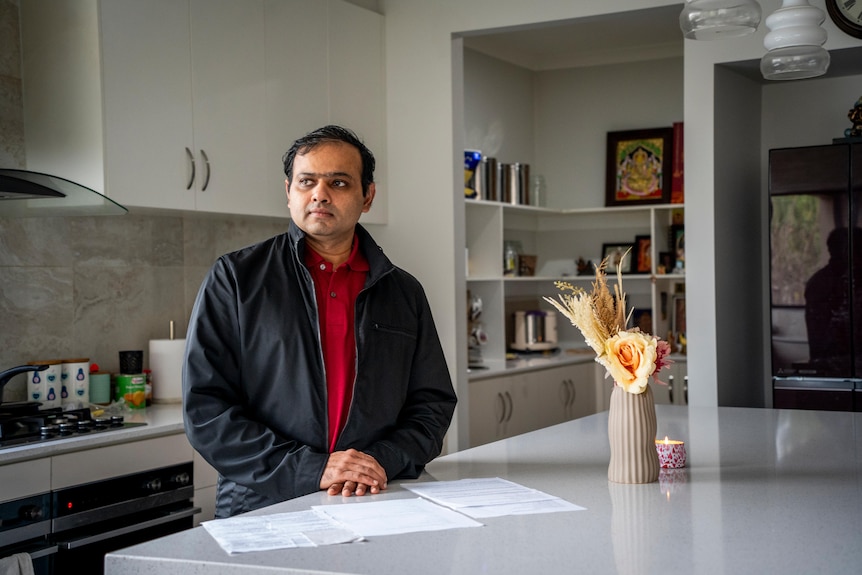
100, 0, 195, 210
528, 363, 598, 428
102, 0, 270, 214
469, 374, 533, 447
263, 0, 329, 214
190, 0, 268, 216
328, 0, 387, 224
569, 362, 598, 419
666, 358, 688, 405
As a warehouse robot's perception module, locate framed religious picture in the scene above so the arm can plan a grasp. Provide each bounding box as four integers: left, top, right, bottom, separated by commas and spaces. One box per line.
605, 127, 673, 207
634, 235, 651, 273
602, 243, 634, 274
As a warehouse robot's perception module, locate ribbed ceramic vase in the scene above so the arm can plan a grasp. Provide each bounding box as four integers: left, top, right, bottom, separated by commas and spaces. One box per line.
607, 384, 659, 484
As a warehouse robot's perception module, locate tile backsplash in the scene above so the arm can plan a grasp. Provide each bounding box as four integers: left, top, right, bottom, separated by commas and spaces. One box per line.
0, 213, 288, 402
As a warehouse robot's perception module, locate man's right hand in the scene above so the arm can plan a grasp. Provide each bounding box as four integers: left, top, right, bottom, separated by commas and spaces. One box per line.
320, 448, 388, 497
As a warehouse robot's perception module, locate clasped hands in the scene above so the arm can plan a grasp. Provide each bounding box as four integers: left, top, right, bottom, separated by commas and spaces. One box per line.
320, 448, 388, 497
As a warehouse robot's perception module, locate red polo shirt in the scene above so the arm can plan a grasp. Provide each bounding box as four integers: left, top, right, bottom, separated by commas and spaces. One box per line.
306, 236, 369, 452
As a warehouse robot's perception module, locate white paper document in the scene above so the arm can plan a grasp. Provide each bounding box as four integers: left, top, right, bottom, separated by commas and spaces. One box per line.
403, 477, 586, 518
202, 510, 362, 555
312, 497, 483, 537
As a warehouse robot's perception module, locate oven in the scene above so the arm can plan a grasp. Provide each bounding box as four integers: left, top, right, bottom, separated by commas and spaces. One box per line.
50, 461, 198, 574
1, 463, 198, 575
0, 491, 55, 575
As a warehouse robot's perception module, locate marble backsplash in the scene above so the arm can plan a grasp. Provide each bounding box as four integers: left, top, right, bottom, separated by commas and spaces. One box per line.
0, 213, 289, 402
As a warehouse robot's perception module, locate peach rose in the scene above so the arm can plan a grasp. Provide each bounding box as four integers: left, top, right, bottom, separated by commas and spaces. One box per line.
603, 330, 657, 394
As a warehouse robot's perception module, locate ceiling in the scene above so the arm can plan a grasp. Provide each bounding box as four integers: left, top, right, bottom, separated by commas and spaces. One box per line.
460, 4, 684, 71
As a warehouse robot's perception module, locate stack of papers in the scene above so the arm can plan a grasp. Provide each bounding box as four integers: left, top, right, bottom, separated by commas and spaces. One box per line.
402, 477, 586, 519
202, 477, 585, 555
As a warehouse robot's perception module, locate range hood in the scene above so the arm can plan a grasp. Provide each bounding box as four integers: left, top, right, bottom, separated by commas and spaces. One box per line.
0, 169, 128, 217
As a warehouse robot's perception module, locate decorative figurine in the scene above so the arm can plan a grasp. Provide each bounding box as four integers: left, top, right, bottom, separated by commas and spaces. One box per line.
846, 97, 862, 138
576, 257, 593, 276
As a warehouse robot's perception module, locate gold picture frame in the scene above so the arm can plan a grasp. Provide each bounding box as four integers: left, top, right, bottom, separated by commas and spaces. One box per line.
606, 127, 673, 207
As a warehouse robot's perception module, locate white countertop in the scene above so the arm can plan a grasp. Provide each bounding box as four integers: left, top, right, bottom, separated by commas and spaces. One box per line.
105, 405, 862, 575
0, 404, 185, 465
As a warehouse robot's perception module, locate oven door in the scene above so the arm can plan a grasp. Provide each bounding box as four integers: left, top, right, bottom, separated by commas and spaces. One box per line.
0, 491, 55, 575
52, 503, 197, 575
0, 539, 57, 575
50, 462, 199, 575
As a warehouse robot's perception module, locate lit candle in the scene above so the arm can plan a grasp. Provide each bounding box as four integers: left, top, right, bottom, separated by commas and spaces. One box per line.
655, 436, 686, 469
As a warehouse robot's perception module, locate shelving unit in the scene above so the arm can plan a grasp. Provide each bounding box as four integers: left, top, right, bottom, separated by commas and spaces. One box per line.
465, 199, 686, 367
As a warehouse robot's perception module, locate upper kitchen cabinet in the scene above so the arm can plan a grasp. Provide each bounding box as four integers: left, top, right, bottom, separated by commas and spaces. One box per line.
19, 0, 386, 221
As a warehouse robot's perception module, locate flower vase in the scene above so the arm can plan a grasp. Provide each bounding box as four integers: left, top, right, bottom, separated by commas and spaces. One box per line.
607, 384, 659, 484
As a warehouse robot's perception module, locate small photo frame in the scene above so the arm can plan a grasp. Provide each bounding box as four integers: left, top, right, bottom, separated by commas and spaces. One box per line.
634, 235, 651, 273
670, 224, 685, 271
672, 295, 686, 335
602, 243, 635, 274
518, 254, 537, 277
606, 127, 673, 207
631, 308, 653, 333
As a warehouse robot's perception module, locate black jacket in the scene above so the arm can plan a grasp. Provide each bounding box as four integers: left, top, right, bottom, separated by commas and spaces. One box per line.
183, 222, 457, 517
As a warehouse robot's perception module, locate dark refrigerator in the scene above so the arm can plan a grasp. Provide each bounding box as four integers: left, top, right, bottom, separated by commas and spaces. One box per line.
768, 142, 862, 412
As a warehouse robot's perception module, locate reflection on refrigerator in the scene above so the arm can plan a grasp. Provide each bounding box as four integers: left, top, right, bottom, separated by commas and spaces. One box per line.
768, 143, 862, 411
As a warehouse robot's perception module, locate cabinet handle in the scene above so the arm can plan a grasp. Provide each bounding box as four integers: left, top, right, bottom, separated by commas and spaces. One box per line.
668, 375, 675, 404
200, 149, 211, 191
559, 380, 571, 406
504, 391, 513, 422
568, 379, 576, 406
185, 147, 196, 190
495, 392, 506, 424
683, 376, 688, 405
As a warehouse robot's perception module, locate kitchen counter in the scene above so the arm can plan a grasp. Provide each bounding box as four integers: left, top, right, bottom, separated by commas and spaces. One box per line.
468, 346, 596, 379
105, 405, 862, 574
0, 403, 184, 465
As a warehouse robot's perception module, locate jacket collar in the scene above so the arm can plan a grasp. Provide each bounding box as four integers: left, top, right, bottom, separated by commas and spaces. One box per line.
287, 220, 393, 281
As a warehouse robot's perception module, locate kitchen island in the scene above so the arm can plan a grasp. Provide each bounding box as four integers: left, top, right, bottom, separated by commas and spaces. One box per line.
105, 405, 862, 574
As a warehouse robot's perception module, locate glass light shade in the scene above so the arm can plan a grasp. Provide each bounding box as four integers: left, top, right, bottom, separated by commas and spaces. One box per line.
679, 0, 762, 40
761, 0, 829, 80
760, 45, 830, 80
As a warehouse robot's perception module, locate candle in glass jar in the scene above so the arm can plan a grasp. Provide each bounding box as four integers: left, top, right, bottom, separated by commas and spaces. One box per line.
655, 436, 686, 468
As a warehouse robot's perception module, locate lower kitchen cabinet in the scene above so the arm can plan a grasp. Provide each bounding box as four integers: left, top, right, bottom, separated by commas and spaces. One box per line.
469, 361, 599, 447
662, 357, 688, 406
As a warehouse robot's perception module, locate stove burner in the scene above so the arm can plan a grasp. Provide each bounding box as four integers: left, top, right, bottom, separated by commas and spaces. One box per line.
0, 407, 146, 449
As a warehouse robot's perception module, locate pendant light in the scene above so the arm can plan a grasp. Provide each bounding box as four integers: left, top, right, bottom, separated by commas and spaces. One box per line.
760, 0, 830, 80
679, 0, 762, 40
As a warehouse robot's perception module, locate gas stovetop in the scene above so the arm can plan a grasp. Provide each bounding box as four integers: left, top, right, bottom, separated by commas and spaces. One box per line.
0, 406, 146, 449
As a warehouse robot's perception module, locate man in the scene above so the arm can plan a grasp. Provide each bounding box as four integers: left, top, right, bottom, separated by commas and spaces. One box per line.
183, 125, 457, 518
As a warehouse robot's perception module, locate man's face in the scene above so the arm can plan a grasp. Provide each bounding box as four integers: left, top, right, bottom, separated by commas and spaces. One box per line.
286, 142, 375, 244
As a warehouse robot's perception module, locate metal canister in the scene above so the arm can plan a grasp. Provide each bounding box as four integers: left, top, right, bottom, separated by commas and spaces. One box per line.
481, 157, 498, 201
519, 163, 531, 205
507, 163, 519, 204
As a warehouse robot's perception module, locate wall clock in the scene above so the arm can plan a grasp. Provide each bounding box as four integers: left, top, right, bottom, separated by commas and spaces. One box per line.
827, 0, 862, 39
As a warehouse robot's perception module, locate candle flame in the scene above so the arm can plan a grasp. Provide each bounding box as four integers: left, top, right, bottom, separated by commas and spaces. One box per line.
663, 436, 670, 444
